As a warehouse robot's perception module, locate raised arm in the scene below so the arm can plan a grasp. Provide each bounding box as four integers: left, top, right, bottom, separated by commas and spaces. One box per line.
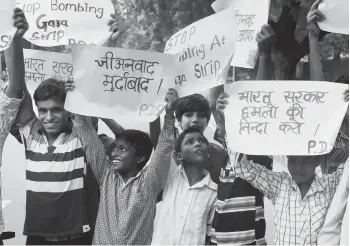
233, 155, 282, 204
72, 114, 110, 185
256, 24, 276, 80
5, 9, 36, 127
4, 8, 28, 99
65, 81, 110, 185
147, 88, 177, 191
307, 0, 326, 81
100, 118, 124, 135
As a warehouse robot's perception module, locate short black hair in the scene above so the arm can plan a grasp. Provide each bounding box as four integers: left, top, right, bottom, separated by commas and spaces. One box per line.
334, 75, 349, 84
33, 78, 66, 105
115, 130, 153, 170
174, 126, 209, 153
175, 94, 211, 122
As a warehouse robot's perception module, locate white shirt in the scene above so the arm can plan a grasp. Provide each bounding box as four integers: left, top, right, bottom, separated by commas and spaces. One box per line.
318, 159, 349, 245
152, 164, 217, 245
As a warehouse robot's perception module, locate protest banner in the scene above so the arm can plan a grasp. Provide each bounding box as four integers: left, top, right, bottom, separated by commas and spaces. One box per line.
164, 8, 237, 97
0, 0, 16, 51
318, 0, 349, 35
224, 81, 348, 156
212, 0, 270, 69
23, 49, 73, 94
16, 0, 113, 47
65, 44, 176, 122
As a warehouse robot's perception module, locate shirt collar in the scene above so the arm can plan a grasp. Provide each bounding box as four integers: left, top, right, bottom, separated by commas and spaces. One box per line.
179, 165, 217, 190
290, 175, 326, 195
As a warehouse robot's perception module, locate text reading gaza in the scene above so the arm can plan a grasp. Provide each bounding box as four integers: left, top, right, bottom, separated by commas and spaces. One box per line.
51, 0, 104, 19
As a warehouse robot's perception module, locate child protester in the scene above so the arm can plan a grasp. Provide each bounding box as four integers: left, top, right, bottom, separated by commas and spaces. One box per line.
152, 126, 217, 245
66, 80, 179, 245
216, 93, 347, 245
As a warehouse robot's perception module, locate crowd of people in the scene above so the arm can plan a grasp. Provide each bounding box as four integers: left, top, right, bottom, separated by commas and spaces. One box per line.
0, 0, 349, 245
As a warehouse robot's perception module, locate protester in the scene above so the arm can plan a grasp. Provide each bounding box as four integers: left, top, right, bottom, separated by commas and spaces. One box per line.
67, 79, 178, 245
7, 10, 120, 245
172, 93, 227, 184
152, 126, 217, 245
209, 25, 276, 245
0, 8, 28, 245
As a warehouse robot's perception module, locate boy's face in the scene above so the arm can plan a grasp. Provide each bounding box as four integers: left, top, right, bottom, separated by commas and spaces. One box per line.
180, 111, 208, 133
178, 132, 209, 165
287, 156, 320, 184
109, 138, 141, 173
37, 99, 70, 136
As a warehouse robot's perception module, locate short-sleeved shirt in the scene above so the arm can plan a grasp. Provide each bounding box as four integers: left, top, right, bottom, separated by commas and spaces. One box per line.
19, 118, 90, 238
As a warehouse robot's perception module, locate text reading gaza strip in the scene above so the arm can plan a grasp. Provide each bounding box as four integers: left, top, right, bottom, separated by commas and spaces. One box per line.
166, 26, 227, 86
17, 0, 104, 44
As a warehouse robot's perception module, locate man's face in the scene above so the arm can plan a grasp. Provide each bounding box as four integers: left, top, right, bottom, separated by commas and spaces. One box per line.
177, 132, 209, 165
109, 138, 141, 173
180, 111, 208, 133
287, 156, 319, 184
37, 99, 70, 136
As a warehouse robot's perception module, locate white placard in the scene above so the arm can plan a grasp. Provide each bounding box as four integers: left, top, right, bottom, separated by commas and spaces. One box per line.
225, 81, 348, 155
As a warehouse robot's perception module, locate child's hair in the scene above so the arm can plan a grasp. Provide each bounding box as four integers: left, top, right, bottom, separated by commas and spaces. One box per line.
174, 126, 209, 154
334, 75, 349, 84
175, 94, 211, 122
33, 78, 66, 105
115, 130, 153, 169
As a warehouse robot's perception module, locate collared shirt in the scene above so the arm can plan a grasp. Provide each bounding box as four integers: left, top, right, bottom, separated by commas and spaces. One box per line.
318, 159, 349, 245
19, 118, 89, 240
233, 158, 345, 245
0, 90, 22, 234
152, 164, 217, 245
72, 114, 174, 245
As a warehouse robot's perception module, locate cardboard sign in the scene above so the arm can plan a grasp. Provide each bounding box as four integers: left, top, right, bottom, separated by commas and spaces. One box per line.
0, 0, 16, 51
212, 0, 270, 69
65, 44, 176, 122
319, 0, 349, 35
225, 81, 348, 155
17, 0, 113, 47
164, 8, 237, 97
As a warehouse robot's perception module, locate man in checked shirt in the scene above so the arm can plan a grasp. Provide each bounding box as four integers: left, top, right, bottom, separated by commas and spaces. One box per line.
66, 80, 179, 245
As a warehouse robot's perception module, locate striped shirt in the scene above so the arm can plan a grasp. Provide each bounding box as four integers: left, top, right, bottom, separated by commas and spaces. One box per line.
19, 118, 90, 238
0, 90, 22, 235
234, 158, 345, 245
72, 114, 175, 245
152, 165, 217, 245
211, 155, 269, 245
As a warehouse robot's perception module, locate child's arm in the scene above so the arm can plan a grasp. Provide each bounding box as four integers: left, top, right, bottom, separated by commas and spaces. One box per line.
205, 197, 217, 245
72, 114, 110, 185
325, 159, 348, 196
256, 24, 276, 80
100, 118, 124, 135
146, 89, 177, 192
307, 0, 326, 81
233, 155, 282, 203
65, 81, 110, 185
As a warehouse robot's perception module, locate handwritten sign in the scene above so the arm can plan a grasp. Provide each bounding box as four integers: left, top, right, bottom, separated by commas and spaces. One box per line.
65, 44, 176, 122
225, 81, 348, 155
23, 49, 72, 94
164, 8, 237, 97
0, 0, 16, 51
16, 0, 113, 47
319, 0, 349, 35
212, 0, 270, 69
